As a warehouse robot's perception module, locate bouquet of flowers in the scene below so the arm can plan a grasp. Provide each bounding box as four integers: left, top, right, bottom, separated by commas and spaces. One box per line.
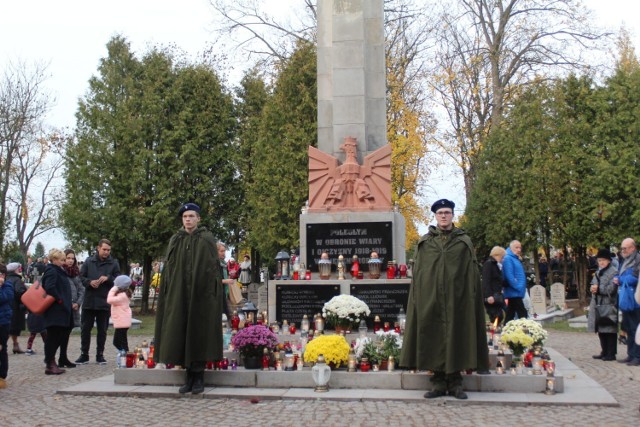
303, 335, 351, 367
231, 325, 279, 358
322, 295, 371, 329
353, 331, 402, 364
502, 318, 548, 347
500, 329, 534, 357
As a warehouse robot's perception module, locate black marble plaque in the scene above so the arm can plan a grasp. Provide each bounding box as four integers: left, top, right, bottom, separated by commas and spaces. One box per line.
350, 283, 410, 326
305, 221, 393, 272
275, 284, 341, 323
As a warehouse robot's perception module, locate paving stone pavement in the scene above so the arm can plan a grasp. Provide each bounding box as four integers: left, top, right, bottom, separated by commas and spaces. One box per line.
1, 331, 639, 426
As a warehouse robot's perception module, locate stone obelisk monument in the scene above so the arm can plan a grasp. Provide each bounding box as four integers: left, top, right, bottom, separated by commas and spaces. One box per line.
300, 0, 406, 273
317, 0, 387, 162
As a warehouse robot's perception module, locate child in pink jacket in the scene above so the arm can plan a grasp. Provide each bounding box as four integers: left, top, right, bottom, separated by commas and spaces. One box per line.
107, 275, 132, 352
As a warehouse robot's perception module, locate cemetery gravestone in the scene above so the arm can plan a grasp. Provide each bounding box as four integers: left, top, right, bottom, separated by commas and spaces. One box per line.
529, 284, 547, 315
550, 282, 566, 309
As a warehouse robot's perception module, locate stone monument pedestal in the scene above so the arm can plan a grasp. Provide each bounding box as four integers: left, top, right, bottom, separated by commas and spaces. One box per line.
299, 210, 406, 273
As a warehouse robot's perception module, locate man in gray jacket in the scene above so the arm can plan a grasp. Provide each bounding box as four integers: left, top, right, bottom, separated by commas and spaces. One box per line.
76, 239, 120, 365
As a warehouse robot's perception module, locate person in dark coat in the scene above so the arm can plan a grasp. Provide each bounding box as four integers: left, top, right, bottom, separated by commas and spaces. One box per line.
6, 263, 27, 354
41, 249, 74, 375
154, 203, 223, 395
482, 246, 507, 325
587, 248, 618, 361
0, 263, 13, 388
400, 199, 489, 400
57, 249, 84, 368
77, 239, 120, 365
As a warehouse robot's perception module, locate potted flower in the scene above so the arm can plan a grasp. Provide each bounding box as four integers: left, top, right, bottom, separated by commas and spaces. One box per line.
322, 294, 371, 333
303, 335, 350, 369
231, 324, 279, 369
376, 331, 402, 367
502, 318, 548, 347
353, 331, 402, 369
500, 329, 534, 357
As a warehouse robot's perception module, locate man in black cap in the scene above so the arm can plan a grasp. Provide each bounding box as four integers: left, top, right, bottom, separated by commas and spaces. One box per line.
154, 203, 223, 394
400, 199, 489, 399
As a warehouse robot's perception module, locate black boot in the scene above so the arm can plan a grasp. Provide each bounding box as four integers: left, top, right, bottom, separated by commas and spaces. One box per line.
191, 371, 204, 394
58, 355, 77, 368
179, 370, 194, 394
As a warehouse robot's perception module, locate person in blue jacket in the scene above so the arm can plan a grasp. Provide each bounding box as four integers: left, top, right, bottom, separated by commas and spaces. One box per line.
502, 240, 529, 322
0, 263, 13, 388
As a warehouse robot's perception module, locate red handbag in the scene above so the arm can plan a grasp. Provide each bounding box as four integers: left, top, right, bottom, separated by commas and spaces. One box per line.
21, 280, 55, 315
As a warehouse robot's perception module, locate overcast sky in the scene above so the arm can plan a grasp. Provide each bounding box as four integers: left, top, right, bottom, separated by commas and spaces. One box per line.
1, 0, 638, 253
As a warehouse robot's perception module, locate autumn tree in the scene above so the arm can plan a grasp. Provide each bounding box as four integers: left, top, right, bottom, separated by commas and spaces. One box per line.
10, 131, 65, 262
0, 60, 52, 254
429, 0, 608, 199
244, 40, 317, 264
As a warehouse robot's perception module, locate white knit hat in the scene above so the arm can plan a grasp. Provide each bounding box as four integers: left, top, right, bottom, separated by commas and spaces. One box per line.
114, 275, 132, 290
6, 262, 21, 272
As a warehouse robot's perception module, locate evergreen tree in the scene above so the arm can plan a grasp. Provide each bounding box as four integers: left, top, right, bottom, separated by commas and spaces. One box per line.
245, 40, 316, 266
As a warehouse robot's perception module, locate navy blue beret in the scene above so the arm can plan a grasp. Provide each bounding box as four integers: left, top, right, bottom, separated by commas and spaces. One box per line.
178, 202, 201, 216
430, 199, 455, 213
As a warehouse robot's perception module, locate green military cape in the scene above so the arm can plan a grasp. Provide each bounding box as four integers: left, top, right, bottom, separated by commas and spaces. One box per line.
399, 225, 489, 373
154, 226, 223, 366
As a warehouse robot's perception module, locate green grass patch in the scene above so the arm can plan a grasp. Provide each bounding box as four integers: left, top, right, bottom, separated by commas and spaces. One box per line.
543, 319, 587, 333
69, 310, 156, 337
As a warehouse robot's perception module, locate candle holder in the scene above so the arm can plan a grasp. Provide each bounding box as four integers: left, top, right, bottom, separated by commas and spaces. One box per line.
318, 253, 332, 279
311, 354, 331, 392
544, 374, 556, 395
368, 256, 382, 279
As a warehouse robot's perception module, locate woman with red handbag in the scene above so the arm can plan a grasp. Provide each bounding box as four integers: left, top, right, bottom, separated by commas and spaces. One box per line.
41, 249, 74, 375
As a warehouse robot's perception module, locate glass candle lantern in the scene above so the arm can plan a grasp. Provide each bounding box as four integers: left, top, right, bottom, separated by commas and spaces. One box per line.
347, 349, 357, 372
275, 250, 290, 279
383, 322, 390, 332
231, 311, 240, 331
125, 352, 135, 368
368, 257, 382, 279
360, 357, 371, 372
397, 307, 406, 333
350, 255, 360, 279
398, 264, 407, 278
311, 354, 331, 392
373, 315, 381, 333
318, 256, 332, 279
262, 348, 270, 370
301, 314, 310, 332
545, 375, 556, 395
284, 353, 295, 371
358, 320, 368, 338
314, 313, 325, 332
386, 260, 397, 279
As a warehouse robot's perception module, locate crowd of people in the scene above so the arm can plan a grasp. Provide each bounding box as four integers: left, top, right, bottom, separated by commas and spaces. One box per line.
1, 198, 639, 399
0, 202, 251, 393
479, 238, 640, 368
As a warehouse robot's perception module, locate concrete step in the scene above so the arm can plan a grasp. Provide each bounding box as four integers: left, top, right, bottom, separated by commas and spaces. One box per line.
114, 367, 562, 393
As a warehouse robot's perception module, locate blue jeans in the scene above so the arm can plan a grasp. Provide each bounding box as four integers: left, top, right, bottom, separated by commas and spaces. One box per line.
622, 308, 640, 360
0, 324, 9, 379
